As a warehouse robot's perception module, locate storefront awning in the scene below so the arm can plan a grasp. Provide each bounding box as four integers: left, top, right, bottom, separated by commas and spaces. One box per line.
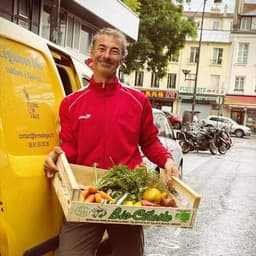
225, 95, 256, 110
225, 95, 256, 104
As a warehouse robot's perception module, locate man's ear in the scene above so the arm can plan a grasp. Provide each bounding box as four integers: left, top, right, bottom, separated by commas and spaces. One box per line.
120, 61, 127, 69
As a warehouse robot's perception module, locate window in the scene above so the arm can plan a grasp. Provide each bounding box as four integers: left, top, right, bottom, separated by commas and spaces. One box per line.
118, 70, 125, 83
237, 43, 249, 64
210, 75, 220, 89
151, 73, 160, 88
80, 24, 92, 56
65, 17, 93, 55
189, 47, 199, 63
167, 73, 176, 89
234, 76, 245, 92
0, 1, 13, 20
73, 20, 80, 50
18, 0, 31, 29
67, 16, 74, 48
154, 113, 172, 138
42, 9, 50, 40
134, 71, 144, 87
212, 48, 223, 64
58, 11, 67, 46
213, 21, 219, 30
240, 17, 251, 31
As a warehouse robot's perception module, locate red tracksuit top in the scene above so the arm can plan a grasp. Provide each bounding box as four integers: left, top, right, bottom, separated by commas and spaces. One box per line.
59, 76, 172, 169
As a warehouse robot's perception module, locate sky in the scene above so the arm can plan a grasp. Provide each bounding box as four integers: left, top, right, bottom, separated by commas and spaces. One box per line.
181, 0, 256, 13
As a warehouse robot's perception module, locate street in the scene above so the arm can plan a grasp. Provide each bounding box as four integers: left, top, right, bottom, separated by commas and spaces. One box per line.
144, 135, 256, 256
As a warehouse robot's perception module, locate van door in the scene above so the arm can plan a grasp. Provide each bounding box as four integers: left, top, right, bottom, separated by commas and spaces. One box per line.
0, 18, 64, 256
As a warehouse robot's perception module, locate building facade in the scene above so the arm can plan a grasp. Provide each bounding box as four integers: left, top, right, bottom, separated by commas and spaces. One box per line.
124, 0, 256, 129
0, 0, 139, 62
224, 0, 256, 128
1, 0, 255, 129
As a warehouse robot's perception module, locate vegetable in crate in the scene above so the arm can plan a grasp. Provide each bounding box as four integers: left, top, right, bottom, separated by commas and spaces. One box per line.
79, 185, 113, 203
96, 164, 169, 203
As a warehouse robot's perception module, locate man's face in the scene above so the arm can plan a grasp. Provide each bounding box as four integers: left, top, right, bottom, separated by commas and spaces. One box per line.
90, 34, 122, 79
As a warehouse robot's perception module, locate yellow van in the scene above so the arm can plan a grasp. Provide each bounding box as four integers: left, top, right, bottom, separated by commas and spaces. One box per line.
0, 17, 92, 256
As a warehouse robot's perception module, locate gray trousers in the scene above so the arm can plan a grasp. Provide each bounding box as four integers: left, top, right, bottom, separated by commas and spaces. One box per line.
56, 220, 144, 256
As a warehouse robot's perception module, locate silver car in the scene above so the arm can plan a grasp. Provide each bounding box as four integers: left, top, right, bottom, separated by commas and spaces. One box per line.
143, 108, 184, 178
201, 115, 251, 138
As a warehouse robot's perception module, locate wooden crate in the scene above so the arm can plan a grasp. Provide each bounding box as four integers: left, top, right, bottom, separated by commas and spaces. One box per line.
53, 153, 201, 228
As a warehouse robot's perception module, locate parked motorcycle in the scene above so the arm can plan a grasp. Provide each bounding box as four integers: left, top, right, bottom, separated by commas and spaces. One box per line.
177, 128, 218, 155
213, 127, 232, 154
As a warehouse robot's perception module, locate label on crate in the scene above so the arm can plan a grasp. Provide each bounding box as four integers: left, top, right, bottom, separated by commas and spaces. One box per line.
67, 202, 193, 226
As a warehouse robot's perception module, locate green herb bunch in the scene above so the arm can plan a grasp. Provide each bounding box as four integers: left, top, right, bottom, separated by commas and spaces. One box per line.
96, 164, 168, 202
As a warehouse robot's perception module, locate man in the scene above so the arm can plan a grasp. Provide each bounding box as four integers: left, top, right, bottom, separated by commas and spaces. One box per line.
44, 27, 180, 256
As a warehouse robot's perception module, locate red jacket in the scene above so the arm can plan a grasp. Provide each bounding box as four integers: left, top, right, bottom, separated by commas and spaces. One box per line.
59, 77, 172, 169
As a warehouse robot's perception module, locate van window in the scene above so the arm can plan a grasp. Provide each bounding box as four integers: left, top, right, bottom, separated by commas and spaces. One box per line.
49, 47, 83, 94
56, 65, 72, 95
82, 76, 90, 87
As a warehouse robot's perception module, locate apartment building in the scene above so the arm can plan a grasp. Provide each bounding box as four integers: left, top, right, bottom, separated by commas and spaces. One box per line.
124, 0, 256, 129
224, 0, 256, 128
178, 7, 233, 118
124, 4, 234, 118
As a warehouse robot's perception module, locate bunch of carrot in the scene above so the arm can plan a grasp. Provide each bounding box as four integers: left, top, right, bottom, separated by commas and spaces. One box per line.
79, 185, 113, 204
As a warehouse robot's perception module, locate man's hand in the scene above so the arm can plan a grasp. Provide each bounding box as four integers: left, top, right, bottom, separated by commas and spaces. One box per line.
164, 158, 181, 185
43, 146, 63, 178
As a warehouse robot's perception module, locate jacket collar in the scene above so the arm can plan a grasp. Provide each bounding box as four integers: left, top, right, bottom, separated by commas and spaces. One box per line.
89, 76, 120, 91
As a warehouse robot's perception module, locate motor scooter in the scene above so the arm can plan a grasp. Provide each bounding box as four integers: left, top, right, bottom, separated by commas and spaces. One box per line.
178, 128, 218, 155
214, 127, 232, 154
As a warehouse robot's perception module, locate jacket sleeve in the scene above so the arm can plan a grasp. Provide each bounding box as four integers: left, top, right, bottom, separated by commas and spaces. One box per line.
59, 97, 77, 163
139, 99, 172, 168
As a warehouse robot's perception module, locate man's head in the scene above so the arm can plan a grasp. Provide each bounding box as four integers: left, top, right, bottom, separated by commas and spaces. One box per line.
89, 28, 128, 82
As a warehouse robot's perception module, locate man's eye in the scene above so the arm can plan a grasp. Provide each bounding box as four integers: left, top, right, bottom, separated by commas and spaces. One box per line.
111, 49, 120, 55
98, 47, 105, 52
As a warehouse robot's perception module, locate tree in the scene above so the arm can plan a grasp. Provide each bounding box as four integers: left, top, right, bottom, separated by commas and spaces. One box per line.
122, 0, 141, 13
122, 0, 197, 78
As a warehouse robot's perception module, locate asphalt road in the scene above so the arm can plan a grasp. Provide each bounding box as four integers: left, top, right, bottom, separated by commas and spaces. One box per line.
144, 135, 256, 256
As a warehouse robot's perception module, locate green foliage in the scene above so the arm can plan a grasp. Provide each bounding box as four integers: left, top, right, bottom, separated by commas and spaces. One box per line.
122, 0, 141, 14
96, 164, 168, 201
122, 0, 197, 78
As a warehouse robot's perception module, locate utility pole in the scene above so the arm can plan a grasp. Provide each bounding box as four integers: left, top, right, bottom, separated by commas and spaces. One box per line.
191, 0, 207, 122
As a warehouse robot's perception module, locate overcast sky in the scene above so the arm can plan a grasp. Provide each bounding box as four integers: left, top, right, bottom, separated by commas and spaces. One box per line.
181, 0, 255, 13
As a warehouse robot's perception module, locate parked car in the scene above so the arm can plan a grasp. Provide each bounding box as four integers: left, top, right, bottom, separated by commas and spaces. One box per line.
163, 111, 182, 129
201, 115, 251, 138
143, 109, 184, 178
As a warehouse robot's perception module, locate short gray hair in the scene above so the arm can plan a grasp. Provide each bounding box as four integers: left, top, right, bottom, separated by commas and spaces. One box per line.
89, 27, 128, 59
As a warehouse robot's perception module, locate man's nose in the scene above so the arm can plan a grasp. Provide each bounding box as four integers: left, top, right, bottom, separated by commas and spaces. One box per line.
103, 49, 111, 58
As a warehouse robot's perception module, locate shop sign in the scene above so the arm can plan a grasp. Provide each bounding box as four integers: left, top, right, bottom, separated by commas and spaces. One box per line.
142, 90, 177, 99
179, 87, 225, 95
179, 94, 218, 101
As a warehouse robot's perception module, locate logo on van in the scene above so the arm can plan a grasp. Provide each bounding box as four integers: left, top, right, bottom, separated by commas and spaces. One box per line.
23, 87, 40, 119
